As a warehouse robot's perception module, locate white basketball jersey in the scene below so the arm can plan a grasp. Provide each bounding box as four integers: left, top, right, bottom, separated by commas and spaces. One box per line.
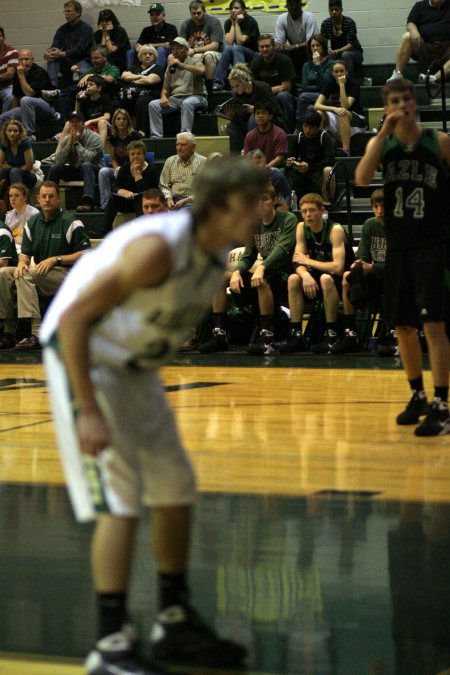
41, 211, 226, 370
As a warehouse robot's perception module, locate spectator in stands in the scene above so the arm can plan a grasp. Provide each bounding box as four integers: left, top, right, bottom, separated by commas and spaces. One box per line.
274, 0, 318, 74
0, 217, 18, 271
44, 1, 94, 88
247, 149, 291, 210
199, 183, 297, 355
314, 59, 366, 156
148, 37, 207, 138
0, 28, 18, 114
387, 0, 450, 84
0, 119, 37, 190
93, 9, 131, 73
180, 0, 224, 102
141, 187, 168, 214
226, 63, 283, 153
98, 109, 141, 210
127, 3, 178, 71
0, 49, 56, 143
119, 44, 164, 136
103, 140, 158, 233
295, 34, 334, 130
44, 45, 121, 126
244, 102, 288, 168
159, 132, 206, 209
330, 188, 388, 354
280, 192, 346, 354
0, 180, 91, 350
47, 111, 104, 213
286, 110, 335, 201
320, 0, 363, 79
213, 0, 260, 91
5, 182, 39, 249
75, 75, 112, 147
250, 34, 297, 132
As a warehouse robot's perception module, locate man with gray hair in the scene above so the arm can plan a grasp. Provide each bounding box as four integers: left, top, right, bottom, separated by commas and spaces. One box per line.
159, 132, 206, 209
148, 37, 207, 138
44, 0, 94, 88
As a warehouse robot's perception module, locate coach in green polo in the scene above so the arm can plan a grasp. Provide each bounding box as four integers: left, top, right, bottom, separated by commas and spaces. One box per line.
0, 180, 91, 350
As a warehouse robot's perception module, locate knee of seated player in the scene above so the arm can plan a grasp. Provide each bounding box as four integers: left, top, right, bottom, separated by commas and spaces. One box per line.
400, 31, 412, 47
320, 273, 335, 292
288, 272, 301, 291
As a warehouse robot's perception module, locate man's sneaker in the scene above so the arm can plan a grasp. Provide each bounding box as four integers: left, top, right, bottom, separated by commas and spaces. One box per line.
247, 328, 276, 355
279, 329, 307, 353
330, 330, 358, 354
42, 89, 61, 101
150, 604, 246, 667
396, 392, 428, 425
378, 330, 399, 357
386, 69, 403, 82
418, 72, 437, 85
414, 399, 450, 436
198, 327, 228, 353
310, 329, 338, 354
86, 627, 165, 674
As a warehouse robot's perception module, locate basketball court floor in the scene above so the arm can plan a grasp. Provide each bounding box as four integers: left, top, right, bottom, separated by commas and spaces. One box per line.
1, 351, 450, 675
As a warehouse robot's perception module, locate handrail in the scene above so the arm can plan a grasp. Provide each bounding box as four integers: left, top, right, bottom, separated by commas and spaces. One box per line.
424, 59, 447, 133
326, 160, 353, 240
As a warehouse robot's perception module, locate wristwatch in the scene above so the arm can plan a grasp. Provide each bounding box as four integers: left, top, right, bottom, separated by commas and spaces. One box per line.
55, 255, 62, 264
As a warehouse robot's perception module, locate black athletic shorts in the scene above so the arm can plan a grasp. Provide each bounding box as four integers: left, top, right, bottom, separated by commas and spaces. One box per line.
292, 264, 343, 298
232, 269, 288, 307
384, 243, 447, 328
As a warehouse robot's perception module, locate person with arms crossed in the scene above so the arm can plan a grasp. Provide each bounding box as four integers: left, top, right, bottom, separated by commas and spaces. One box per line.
40, 157, 266, 674
355, 78, 450, 435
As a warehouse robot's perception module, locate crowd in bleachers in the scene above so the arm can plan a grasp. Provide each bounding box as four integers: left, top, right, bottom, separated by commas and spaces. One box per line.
0, 0, 448, 351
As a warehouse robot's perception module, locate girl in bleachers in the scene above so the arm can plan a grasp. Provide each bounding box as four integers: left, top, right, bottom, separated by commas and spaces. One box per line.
5, 182, 39, 250
0, 119, 37, 190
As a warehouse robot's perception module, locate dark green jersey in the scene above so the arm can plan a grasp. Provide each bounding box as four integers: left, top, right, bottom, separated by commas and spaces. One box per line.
303, 219, 354, 270
237, 210, 297, 276
381, 128, 450, 249
0, 224, 18, 266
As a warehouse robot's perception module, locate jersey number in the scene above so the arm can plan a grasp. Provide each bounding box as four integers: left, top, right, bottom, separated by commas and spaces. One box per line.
394, 187, 425, 219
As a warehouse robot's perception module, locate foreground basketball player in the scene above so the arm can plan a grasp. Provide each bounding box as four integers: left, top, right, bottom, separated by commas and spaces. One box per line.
356, 79, 450, 436
40, 158, 266, 674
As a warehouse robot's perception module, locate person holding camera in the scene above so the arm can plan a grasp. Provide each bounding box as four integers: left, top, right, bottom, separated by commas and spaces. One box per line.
148, 36, 207, 138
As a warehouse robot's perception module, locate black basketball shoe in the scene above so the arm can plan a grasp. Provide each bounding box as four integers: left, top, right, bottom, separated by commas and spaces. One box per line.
414, 399, 450, 436
279, 329, 307, 354
396, 392, 428, 425
198, 328, 228, 353
86, 626, 167, 675
310, 329, 338, 354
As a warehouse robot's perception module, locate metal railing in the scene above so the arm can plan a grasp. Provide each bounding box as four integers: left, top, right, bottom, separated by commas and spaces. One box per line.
325, 160, 353, 240
424, 59, 448, 133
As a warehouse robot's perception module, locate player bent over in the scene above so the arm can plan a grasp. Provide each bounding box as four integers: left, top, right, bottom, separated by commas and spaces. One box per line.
356, 78, 450, 436
40, 158, 266, 674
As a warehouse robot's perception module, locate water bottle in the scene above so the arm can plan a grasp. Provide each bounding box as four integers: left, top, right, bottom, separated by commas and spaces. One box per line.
290, 190, 298, 212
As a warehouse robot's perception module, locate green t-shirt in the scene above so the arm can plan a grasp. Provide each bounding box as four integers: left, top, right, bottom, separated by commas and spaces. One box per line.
357, 216, 386, 279
237, 209, 297, 276
21, 209, 91, 263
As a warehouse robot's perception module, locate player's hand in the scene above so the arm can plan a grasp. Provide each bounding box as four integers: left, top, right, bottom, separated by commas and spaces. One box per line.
230, 270, 244, 294
250, 265, 265, 287
302, 272, 318, 299
381, 110, 405, 135
77, 407, 111, 456
338, 74, 347, 86
293, 251, 310, 265
335, 107, 347, 116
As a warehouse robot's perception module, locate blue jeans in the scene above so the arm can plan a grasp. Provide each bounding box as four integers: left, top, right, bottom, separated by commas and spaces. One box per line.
98, 166, 116, 209
47, 58, 91, 87
47, 162, 99, 201
296, 91, 320, 126
0, 167, 37, 188
148, 95, 208, 137
276, 90, 297, 134
213, 45, 256, 88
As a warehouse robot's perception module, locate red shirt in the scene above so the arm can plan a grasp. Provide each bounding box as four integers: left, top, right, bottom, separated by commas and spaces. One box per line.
244, 124, 288, 166
0, 44, 19, 89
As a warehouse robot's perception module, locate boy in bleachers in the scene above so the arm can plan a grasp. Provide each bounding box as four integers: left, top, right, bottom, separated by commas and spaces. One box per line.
330, 188, 393, 354
76, 75, 112, 147
285, 110, 335, 202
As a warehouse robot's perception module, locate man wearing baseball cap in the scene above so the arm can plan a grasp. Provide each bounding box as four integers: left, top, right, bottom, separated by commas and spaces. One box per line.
47, 110, 104, 212
126, 2, 178, 70
148, 36, 207, 137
